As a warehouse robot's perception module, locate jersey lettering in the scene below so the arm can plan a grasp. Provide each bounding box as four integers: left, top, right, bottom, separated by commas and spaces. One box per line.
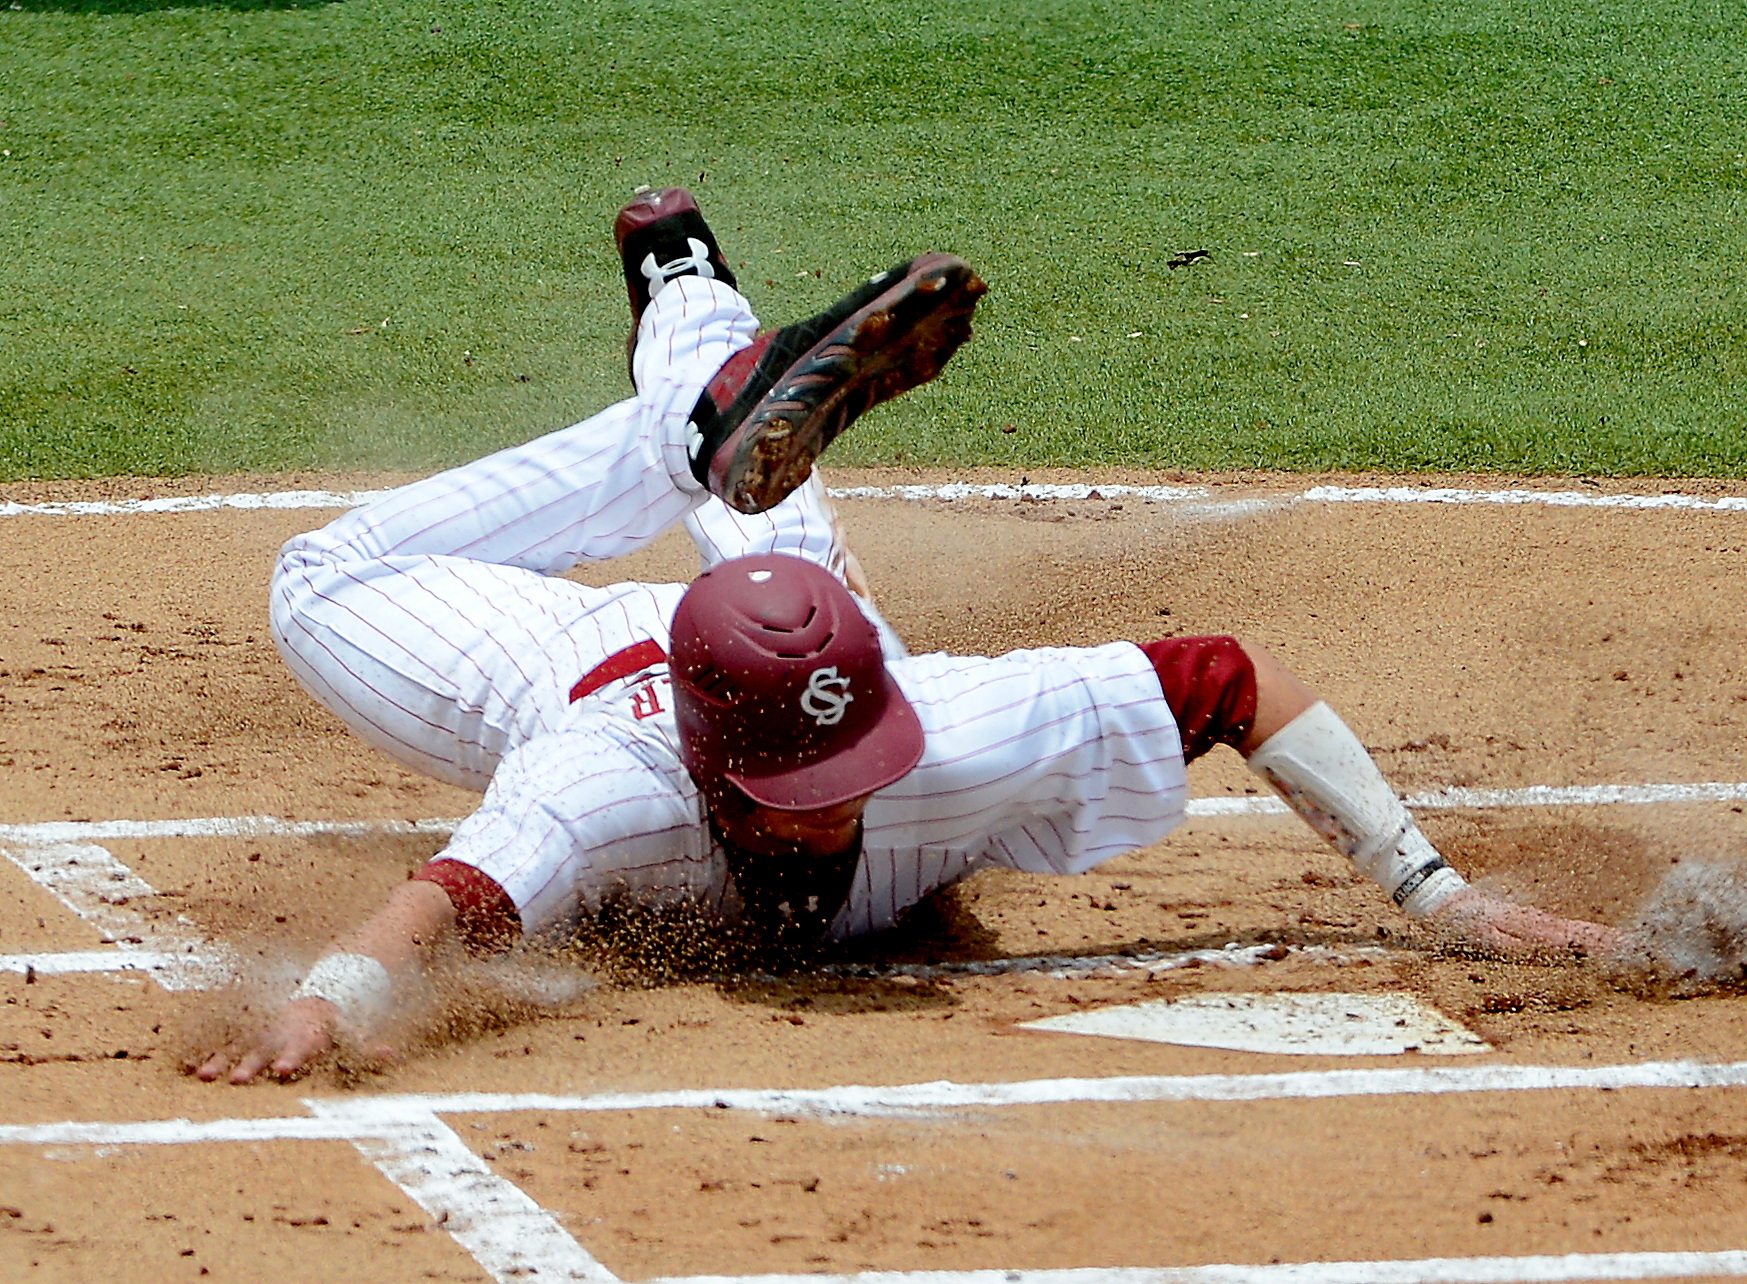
570, 639, 669, 704
629, 681, 666, 720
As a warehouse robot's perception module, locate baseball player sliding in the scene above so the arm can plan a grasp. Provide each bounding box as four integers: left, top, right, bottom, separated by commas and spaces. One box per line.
196, 188, 1622, 1084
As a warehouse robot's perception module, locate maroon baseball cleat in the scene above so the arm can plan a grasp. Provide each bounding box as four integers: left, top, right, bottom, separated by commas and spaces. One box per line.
615, 187, 737, 377
688, 253, 987, 514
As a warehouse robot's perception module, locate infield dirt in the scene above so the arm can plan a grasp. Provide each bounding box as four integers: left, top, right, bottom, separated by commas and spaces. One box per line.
3, 467, 1747, 1282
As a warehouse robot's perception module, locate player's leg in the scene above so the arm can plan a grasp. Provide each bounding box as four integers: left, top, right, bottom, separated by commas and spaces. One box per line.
264, 198, 755, 787
620, 187, 987, 517
271, 542, 686, 790
271, 187, 972, 787
267, 357, 720, 792
266, 322, 739, 793
285, 188, 986, 580
682, 472, 908, 658
271, 451, 891, 794
625, 189, 921, 653
279, 193, 768, 589
1141, 636, 1620, 955
684, 472, 848, 580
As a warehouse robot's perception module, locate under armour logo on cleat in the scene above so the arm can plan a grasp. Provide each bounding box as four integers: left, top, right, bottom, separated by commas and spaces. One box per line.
686, 423, 705, 462
641, 238, 717, 299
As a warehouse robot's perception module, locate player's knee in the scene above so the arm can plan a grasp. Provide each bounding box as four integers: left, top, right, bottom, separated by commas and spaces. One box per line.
1138, 635, 1259, 764
267, 543, 339, 668
268, 550, 308, 637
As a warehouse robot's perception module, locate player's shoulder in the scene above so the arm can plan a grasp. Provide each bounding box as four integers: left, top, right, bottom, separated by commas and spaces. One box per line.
886, 641, 1150, 727
888, 640, 1148, 687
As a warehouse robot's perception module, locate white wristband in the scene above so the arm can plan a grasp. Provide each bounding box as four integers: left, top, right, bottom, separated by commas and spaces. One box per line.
292, 953, 395, 1030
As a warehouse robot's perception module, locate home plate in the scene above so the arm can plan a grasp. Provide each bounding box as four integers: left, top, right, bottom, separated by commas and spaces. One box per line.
1022, 992, 1492, 1056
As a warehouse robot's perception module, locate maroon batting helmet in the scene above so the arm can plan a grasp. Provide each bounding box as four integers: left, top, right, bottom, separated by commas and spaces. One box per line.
670, 553, 924, 810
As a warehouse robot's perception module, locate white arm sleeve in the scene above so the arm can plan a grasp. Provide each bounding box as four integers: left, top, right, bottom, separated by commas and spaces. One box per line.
1246, 701, 1467, 918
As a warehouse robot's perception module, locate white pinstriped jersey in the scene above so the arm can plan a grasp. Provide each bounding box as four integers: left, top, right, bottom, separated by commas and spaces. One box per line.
272, 274, 1190, 943
445, 640, 1186, 941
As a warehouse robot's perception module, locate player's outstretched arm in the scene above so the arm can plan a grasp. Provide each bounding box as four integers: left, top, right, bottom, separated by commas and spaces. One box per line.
1422, 885, 1623, 957
1235, 643, 1624, 962
194, 879, 459, 1084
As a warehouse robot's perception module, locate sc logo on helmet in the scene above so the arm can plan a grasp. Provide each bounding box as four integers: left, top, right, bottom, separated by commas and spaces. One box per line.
799, 667, 854, 726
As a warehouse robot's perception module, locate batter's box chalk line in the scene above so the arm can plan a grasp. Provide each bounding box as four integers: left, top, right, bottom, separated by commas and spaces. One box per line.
5, 1062, 1747, 1284
4, 776, 1746, 985
644, 1253, 1747, 1284
0, 809, 1355, 986
3, 482, 1747, 519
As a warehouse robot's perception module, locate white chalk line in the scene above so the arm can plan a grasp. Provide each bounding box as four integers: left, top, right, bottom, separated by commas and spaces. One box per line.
0, 488, 397, 518
0, 820, 1371, 989
0, 949, 189, 978
2, 778, 1742, 850
4, 777, 1743, 984
0, 839, 235, 990
3, 784, 1743, 1281
4, 483, 1747, 519
3, 1116, 370, 1146
6, 1057, 1746, 1147
1199, 779, 1747, 817
0, 937, 1364, 993
305, 1058, 1747, 1125
812, 941, 1390, 983
0, 832, 1347, 991
1304, 485, 1747, 513
650, 1253, 1747, 1284
0, 814, 458, 845
7, 1062, 1747, 1284
303, 1102, 616, 1284
3, 824, 1743, 1284
0, 818, 451, 989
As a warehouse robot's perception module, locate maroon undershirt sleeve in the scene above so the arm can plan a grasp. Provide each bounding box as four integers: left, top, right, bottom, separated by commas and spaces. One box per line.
413, 858, 523, 954
1137, 635, 1259, 765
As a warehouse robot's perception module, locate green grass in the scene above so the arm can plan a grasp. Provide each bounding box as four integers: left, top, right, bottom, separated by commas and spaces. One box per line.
2, 0, 1744, 479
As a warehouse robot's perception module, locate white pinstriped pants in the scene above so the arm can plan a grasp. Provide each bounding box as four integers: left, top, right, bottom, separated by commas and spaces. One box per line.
270, 277, 880, 791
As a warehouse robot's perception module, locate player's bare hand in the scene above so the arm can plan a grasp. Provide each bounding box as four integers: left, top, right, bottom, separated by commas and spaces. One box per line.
194, 997, 341, 1084
1428, 886, 1624, 961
